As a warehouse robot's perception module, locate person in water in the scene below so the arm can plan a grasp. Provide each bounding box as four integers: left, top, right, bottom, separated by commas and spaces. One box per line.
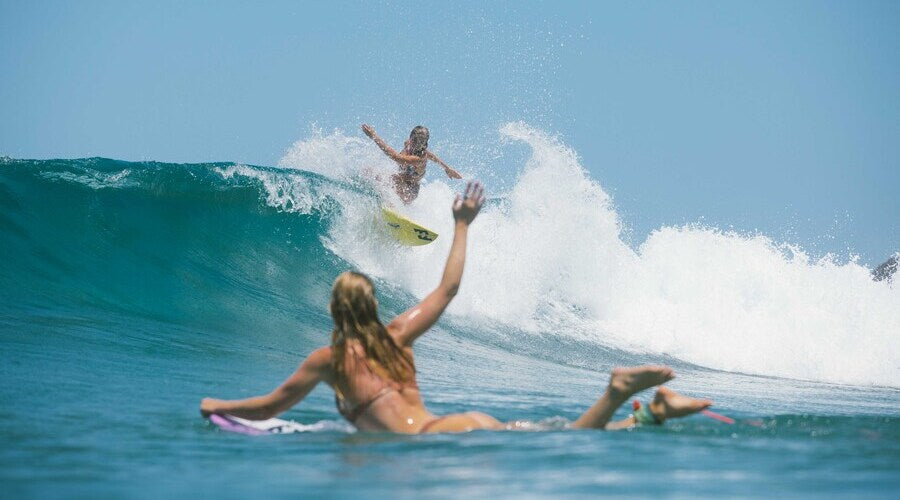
362, 123, 462, 204
200, 181, 712, 433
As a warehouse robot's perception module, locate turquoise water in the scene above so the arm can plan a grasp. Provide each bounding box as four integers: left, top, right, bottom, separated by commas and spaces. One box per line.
1, 155, 898, 498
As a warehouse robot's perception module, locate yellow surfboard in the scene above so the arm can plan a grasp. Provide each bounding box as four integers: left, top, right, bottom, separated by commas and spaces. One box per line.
380, 207, 438, 246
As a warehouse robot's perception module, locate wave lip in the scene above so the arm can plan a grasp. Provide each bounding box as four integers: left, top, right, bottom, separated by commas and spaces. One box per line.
3, 123, 899, 389
276, 123, 900, 388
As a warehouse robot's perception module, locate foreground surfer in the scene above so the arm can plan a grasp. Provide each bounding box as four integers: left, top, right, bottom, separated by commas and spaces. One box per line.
362, 123, 462, 204
200, 181, 712, 433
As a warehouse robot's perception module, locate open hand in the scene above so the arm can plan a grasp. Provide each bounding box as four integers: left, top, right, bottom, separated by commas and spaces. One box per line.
452, 181, 485, 224
361, 124, 376, 138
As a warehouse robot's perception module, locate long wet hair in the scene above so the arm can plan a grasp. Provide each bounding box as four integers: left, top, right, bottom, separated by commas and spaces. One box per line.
407, 126, 429, 157
329, 271, 414, 383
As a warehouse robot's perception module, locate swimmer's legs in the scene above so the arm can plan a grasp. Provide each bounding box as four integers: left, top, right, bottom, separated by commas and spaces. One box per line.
604, 386, 713, 430
571, 366, 674, 429
418, 366, 708, 433
649, 386, 712, 422
391, 174, 418, 204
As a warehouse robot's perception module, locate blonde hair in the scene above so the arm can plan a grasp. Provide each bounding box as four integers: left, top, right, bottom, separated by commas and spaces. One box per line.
330, 271, 414, 383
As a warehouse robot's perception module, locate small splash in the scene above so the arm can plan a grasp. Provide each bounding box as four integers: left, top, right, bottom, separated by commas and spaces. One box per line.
214, 164, 327, 214
40, 168, 136, 189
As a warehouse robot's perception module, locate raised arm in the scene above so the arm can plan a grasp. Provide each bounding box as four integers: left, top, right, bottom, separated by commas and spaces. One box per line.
427, 150, 462, 179
362, 124, 423, 165
389, 181, 485, 347
200, 347, 331, 420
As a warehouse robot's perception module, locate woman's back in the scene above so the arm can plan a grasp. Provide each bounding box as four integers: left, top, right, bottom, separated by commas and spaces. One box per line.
200, 183, 488, 433
332, 341, 434, 432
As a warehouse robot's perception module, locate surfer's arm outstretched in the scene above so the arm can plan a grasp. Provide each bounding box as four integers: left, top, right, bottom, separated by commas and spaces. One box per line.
200, 347, 331, 420
362, 124, 423, 165
426, 151, 462, 179
389, 182, 485, 347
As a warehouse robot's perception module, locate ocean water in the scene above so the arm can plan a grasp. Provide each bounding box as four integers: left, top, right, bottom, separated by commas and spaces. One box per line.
1, 124, 898, 498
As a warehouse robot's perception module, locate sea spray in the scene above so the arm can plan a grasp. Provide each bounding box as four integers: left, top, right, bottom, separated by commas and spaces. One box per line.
3, 128, 897, 388
276, 123, 900, 387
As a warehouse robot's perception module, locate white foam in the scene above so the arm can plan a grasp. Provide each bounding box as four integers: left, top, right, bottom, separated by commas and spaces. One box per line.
40, 168, 136, 189
278, 127, 397, 185
276, 123, 900, 388
215, 164, 326, 214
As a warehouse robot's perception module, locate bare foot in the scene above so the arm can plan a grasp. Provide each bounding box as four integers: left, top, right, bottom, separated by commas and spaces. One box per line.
608, 365, 675, 400
648, 386, 712, 423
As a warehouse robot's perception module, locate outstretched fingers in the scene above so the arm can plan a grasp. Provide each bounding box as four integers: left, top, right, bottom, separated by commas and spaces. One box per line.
463, 181, 474, 200
452, 181, 486, 223
476, 183, 485, 206
464, 181, 484, 208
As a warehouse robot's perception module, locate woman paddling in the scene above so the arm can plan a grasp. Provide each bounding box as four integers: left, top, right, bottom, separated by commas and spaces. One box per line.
200, 181, 712, 433
362, 123, 462, 204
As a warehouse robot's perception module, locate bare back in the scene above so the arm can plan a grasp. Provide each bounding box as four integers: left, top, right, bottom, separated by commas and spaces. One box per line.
328, 341, 435, 432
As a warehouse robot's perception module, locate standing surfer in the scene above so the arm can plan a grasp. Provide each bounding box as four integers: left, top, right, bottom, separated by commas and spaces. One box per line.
362, 124, 462, 203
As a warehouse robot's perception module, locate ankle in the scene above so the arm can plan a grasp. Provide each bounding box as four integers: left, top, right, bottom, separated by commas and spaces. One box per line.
632, 400, 664, 425
648, 400, 666, 424
607, 378, 633, 399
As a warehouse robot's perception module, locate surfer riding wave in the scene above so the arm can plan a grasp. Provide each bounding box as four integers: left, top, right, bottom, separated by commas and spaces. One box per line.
200, 181, 713, 433
362, 124, 462, 204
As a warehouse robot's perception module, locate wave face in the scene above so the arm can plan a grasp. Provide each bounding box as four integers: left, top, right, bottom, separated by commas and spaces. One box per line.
2, 125, 898, 388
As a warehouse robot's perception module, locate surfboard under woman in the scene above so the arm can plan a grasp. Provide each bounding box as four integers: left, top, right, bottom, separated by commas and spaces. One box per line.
200, 181, 713, 433
362, 123, 462, 204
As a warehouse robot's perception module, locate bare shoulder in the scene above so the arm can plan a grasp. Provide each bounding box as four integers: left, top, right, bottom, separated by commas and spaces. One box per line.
300, 346, 333, 384
386, 317, 409, 347
306, 346, 333, 369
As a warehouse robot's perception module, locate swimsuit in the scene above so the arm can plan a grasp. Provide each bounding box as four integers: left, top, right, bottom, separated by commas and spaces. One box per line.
401, 164, 423, 179
393, 153, 426, 201
333, 345, 459, 433
393, 175, 420, 201
333, 350, 420, 425
336, 387, 448, 433
336, 386, 408, 424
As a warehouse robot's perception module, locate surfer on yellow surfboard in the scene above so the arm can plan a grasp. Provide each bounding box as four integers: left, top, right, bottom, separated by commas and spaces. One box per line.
362, 124, 462, 204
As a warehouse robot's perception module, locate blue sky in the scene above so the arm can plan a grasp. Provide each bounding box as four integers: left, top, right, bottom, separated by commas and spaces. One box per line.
1, 0, 897, 264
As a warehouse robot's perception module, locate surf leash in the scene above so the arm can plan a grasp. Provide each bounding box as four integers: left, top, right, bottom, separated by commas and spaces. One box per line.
700, 409, 735, 424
